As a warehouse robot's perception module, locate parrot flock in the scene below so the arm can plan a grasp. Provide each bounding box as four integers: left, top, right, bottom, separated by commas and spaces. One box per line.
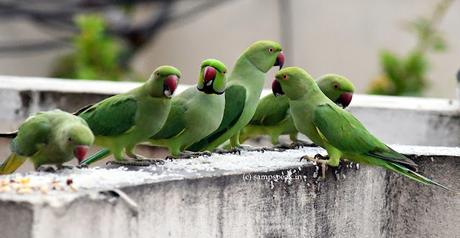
0, 40, 452, 191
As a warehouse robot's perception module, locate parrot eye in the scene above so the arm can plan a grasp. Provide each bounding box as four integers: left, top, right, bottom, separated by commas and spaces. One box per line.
333, 83, 339, 89
268, 48, 274, 53
223, 70, 227, 74
283, 75, 288, 80
156, 72, 160, 77
68, 137, 72, 142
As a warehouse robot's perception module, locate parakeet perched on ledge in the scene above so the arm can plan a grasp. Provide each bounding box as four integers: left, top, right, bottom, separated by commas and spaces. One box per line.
76, 65, 181, 166
240, 74, 355, 147
272, 67, 450, 190
188, 40, 285, 152
0, 110, 94, 174
149, 59, 227, 158
82, 59, 228, 165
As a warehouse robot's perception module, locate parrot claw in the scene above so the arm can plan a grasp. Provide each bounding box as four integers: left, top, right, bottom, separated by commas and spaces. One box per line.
299, 154, 329, 179
165, 155, 176, 161
274, 143, 293, 150
214, 147, 242, 155
257, 147, 285, 152
177, 151, 212, 159
106, 159, 163, 167
331, 162, 344, 181
36, 166, 57, 173
76, 164, 89, 169
299, 155, 313, 162
57, 164, 75, 170
289, 140, 315, 149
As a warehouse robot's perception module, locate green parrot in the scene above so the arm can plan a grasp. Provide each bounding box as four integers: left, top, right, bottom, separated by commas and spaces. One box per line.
76, 65, 181, 165
239, 74, 355, 146
188, 40, 285, 152
81, 59, 227, 164
271, 67, 450, 190
0, 110, 94, 174
149, 59, 227, 158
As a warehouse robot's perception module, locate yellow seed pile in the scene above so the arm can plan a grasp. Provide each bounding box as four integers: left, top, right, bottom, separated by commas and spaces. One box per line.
0, 177, 78, 194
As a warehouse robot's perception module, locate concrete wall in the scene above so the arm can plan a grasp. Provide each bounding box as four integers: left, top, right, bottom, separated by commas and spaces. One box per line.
0, 146, 458, 238
1, 0, 460, 98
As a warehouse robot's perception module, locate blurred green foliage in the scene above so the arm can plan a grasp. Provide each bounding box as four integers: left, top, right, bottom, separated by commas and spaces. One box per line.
368, 0, 452, 96
51, 15, 139, 81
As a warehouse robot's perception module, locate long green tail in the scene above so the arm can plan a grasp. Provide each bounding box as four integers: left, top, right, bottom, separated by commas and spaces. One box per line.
0, 153, 27, 175
81, 149, 111, 166
384, 162, 451, 191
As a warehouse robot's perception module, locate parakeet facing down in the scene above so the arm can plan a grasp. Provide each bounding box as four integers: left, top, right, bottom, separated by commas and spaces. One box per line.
240, 74, 355, 146
149, 59, 227, 158
188, 40, 285, 152
0, 110, 94, 174
76, 65, 181, 165
272, 67, 450, 190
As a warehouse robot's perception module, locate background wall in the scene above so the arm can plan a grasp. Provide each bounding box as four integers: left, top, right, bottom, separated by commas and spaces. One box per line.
0, 0, 459, 98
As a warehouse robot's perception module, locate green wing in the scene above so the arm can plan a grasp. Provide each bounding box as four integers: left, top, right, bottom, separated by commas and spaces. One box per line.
150, 98, 187, 139
12, 115, 51, 156
250, 94, 290, 126
313, 103, 417, 170
188, 84, 246, 151
79, 95, 137, 136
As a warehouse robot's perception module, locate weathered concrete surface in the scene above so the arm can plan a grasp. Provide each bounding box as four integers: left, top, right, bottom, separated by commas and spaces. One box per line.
0, 146, 458, 238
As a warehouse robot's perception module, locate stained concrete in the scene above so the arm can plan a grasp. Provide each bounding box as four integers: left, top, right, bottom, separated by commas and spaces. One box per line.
0, 146, 458, 238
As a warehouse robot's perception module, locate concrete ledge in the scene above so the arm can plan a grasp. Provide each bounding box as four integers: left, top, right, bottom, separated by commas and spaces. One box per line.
0, 145, 458, 238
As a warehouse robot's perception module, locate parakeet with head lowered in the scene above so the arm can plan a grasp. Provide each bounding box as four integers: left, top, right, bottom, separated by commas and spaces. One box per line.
188, 40, 285, 152
240, 74, 355, 146
76, 65, 181, 165
0, 110, 94, 174
272, 67, 450, 190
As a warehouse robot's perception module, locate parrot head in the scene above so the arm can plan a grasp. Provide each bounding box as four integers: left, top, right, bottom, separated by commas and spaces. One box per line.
273, 67, 316, 100
317, 74, 355, 108
64, 123, 95, 163
146, 65, 182, 98
245, 40, 284, 72
197, 59, 227, 95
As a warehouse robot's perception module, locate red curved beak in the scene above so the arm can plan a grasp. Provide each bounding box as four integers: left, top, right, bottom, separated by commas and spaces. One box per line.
274, 51, 285, 69
337, 92, 353, 108
74, 145, 89, 164
272, 80, 284, 97
203, 66, 217, 86
164, 75, 179, 97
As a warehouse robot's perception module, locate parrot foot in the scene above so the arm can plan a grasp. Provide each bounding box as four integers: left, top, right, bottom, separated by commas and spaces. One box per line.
274, 143, 292, 150
106, 159, 164, 167
289, 140, 315, 149
331, 161, 345, 181
36, 166, 57, 173
179, 151, 212, 159
215, 145, 270, 155
164, 155, 176, 161
300, 154, 329, 179
76, 164, 89, 169
125, 153, 165, 165
214, 147, 243, 155
56, 164, 75, 170
256, 147, 286, 153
